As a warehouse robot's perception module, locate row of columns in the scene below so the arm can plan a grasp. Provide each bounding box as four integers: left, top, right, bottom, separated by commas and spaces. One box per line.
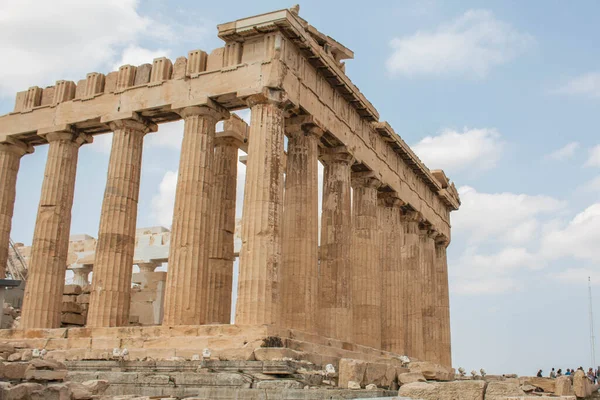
0, 92, 451, 366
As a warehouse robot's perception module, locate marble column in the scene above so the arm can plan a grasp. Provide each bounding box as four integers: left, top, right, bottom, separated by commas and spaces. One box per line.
163, 103, 227, 326
402, 210, 424, 359
317, 147, 354, 342
236, 92, 286, 326
0, 139, 33, 279
280, 116, 322, 333
436, 237, 452, 367
421, 227, 438, 363
351, 172, 382, 349
72, 266, 92, 287
21, 130, 91, 329
379, 193, 404, 354
204, 128, 244, 324
87, 117, 156, 327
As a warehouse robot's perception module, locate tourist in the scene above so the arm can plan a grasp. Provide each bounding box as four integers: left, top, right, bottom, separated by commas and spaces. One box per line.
565, 369, 571, 376
550, 368, 556, 378
557, 368, 562, 377
537, 369, 543, 377
588, 368, 596, 383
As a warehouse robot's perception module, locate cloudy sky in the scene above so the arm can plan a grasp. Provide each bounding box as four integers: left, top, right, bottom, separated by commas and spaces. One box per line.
2, 0, 600, 376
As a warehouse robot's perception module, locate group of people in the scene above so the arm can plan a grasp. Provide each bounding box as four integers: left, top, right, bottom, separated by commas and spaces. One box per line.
537, 367, 600, 383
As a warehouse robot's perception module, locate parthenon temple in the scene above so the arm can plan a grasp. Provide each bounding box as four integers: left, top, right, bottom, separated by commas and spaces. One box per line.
0, 7, 461, 397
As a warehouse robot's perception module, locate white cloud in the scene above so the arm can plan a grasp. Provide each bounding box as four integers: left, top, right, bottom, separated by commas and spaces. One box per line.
585, 145, 600, 167
0, 0, 151, 95
412, 128, 504, 174
112, 46, 170, 71
546, 142, 580, 161
0, 0, 210, 98
540, 203, 600, 262
386, 9, 534, 78
554, 72, 600, 98
551, 268, 600, 286
453, 186, 565, 244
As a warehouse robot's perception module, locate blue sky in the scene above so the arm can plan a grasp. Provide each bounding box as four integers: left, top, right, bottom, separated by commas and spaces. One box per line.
1, 0, 600, 376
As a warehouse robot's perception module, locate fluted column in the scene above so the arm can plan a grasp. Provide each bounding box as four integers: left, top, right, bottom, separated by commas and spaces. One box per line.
87, 117, 156, 327
317, 147, 354, 342
402, 211, 424, 359
421, 227, 438, 363
0, 139, 33, 279
351, 172, 382, 349
436, 237, 452, 367
236, 92, 286, 326
163, 103, 227, 326
379, 193, 404, 354
280, 116, 322, 333
204, 126, 245, 324
72, 266, 92, 287
21, 130, 91, 329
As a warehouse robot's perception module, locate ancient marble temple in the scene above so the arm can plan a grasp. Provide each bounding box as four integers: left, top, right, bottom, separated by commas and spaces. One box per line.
0, 7, 459, 367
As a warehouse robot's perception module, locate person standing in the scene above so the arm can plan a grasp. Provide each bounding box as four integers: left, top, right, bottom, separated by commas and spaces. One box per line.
550, 368, 557, 378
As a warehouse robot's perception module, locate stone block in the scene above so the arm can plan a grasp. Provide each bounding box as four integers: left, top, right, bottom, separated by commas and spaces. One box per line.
187, 49, 208, 75
573, 369, 592, 398
527, 377, 556, 393
76, 294, 90, 304
62, 295, 77, 303
61, 313, 85, 325
363, 362, 395, 388
90, 337, 121, 350
0, 362, 29, 379
150, 57, 173, 82
81, 379, 109, 395
173, 56, 187, 79
104, 71, 118, 93
29, 358, 67, 370
45, 338, 68, 350
555, 375, 573, 395
339, 358, 367, 389
67, 337, 91, 349
255, 379, 304, 389
134, 63, 152, 85
24, 369, 67, 381
398, 380, 486, 400
408, 361, 454, 381
30, 383, 71, 400
485, 381, 527, 400
80, 285, 92, 294
8, 352, 22, 361
398, 371, 426, 385
0, 382, 43, 400
170, 371, 252, 387
61, 302, 82, 313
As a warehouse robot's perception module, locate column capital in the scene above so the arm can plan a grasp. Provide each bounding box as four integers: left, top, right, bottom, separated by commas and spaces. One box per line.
0, 137, 34, 157
351, 171, 382, 189
319, 146, 354, 165
38, 126, 92, 147
107, 113, 158, 134
245, 89, 288, 108
435, 234, 450, 247
175, 99, 229, 121
420, 227, 438, 240
285, 115, 325, 139
214, 131, 246, 148
378, 191, 404, 208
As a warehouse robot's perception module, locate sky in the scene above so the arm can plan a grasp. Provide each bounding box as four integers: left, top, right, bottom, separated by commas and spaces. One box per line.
1, 0, 600, 376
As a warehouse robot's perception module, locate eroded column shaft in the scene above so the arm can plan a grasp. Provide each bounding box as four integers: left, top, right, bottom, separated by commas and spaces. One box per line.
421, 230, 437, 363
163, 106, 223, 326
21, 131, 89, 329
205, 138, 239, 324
317, 149, 353, 341
281, 125, 320, 333
0, 141, 32, 279
236, 96, 285, 325
436, 241, 452, 367
351, 175, 381, 348
87, 119, 154, 327
379, 197, 404, 354
402, 212, 424, 359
